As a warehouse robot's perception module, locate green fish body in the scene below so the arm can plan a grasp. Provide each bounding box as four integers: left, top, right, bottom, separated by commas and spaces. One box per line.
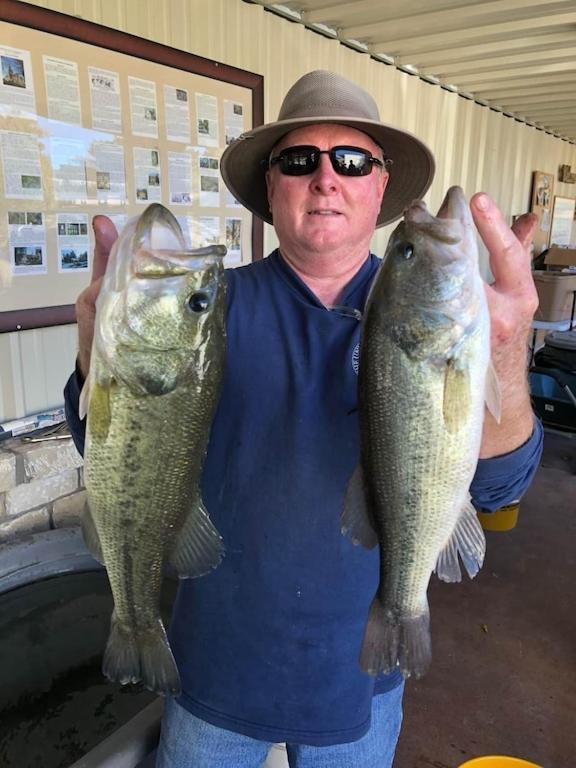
82, 204, 226, 696
343, 186, 499, 679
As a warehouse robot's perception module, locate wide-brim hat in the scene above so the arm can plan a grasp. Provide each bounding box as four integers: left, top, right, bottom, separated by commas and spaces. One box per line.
220, 70, 435, 228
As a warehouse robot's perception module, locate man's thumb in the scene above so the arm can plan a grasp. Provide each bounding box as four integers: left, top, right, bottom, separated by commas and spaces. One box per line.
92, 215, 118, 282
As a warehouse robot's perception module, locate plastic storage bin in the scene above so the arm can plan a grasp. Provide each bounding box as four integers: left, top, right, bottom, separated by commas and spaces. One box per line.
532, 271, 576, 322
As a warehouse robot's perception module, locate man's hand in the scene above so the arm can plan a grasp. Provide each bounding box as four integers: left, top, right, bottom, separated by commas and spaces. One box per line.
470, 193, 538, 458
76, 216, 118, 378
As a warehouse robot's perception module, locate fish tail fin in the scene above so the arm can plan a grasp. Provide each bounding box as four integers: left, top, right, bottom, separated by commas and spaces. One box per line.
103, 612, 181, 696
360, 597, 431, 679
168, 497, 224, 578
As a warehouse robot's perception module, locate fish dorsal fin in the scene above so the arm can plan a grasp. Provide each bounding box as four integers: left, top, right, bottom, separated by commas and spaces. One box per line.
485, 360, 501, 424
168, 496, 224, 578
341, 464, 379, 549
435, 497, 486, 583
443, 359, 471, 434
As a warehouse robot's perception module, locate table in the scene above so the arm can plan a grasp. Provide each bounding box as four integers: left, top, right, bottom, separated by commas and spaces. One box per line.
529, 318, 573, 366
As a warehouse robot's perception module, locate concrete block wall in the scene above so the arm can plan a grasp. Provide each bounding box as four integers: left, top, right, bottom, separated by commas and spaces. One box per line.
0, 434, 85, 543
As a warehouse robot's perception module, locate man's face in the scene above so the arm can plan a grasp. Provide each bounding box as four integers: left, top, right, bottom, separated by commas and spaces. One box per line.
266, 124, 389, 259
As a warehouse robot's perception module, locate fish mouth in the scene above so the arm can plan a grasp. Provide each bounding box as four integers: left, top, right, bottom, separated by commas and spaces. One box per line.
436, 186, 470, 223
132, 247, 227, 278
133, 203, 186, 251
404, 187, 469, 250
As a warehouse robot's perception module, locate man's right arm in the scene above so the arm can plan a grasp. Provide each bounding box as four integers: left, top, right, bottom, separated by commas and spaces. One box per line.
64, 215, 118, 456
64, 362, 87, 456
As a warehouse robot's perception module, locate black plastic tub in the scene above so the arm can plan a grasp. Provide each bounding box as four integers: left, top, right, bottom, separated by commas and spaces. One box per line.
0, 528, 174, 768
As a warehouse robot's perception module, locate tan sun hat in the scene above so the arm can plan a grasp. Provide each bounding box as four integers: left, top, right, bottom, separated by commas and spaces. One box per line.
220, 69, 435, 228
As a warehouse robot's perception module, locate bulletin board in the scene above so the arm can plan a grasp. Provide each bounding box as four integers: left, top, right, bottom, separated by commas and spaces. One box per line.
549, 195, 576, 248
0, 0, 264, 332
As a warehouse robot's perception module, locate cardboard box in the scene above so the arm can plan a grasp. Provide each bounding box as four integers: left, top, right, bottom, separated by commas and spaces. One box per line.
545, 247, 576, 268
533, 271, 576, 322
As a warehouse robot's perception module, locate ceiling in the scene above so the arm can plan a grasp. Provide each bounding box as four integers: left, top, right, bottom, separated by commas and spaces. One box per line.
247, 0, 576, 144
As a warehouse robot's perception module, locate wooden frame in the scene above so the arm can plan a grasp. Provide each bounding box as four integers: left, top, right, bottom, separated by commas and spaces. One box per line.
0, 0, 264, 333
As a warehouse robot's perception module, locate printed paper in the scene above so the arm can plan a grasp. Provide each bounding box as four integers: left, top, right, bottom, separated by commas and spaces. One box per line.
1, 132, 43, 199
7, 210, 46, 276
43, 56, 82, 125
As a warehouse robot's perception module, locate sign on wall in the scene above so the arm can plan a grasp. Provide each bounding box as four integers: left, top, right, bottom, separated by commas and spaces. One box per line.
529, 170, 554, 256
549, 196, 576, 248
0, 0, 264, 332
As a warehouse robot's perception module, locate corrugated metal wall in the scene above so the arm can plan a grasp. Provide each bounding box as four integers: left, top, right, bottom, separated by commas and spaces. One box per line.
2, 0, 576, 421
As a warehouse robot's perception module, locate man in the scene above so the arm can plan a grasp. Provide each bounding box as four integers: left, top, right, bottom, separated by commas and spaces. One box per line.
65, 70, 542, 767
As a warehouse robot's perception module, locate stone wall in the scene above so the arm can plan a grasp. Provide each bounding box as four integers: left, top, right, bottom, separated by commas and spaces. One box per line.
0, 432, 85, 543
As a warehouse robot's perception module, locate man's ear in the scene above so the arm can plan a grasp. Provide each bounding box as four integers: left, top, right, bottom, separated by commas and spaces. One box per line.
380, 171, 390, 200
265, 170, 274, 213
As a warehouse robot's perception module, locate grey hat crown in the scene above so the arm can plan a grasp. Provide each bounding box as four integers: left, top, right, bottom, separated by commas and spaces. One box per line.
278, 70, 381, 124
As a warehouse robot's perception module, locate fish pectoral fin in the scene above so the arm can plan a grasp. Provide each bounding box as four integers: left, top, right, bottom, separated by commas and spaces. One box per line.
88, 379, 113, 440
79, 376, 91, 421
435, 497, 486, 583
484, 360, 502, 424
168, 497, 224, 578
340, 464, 378, 549
442, 359, 471, 434
81, 500, 105, 565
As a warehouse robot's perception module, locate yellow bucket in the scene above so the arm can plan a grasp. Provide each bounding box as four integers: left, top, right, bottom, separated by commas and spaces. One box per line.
477, 501, 520, 532
458, 757, 542, 768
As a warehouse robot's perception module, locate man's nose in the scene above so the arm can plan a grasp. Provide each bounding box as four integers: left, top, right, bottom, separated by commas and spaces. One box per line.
309, 154, 339, 192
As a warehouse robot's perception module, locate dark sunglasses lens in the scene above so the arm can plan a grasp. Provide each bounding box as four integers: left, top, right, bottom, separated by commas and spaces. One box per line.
282, 148, 318, 175
332, 148, 370, 175
273, 146, 376, 176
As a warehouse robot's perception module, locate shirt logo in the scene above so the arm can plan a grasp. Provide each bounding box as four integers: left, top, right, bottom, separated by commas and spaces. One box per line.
352, 343, 360, 375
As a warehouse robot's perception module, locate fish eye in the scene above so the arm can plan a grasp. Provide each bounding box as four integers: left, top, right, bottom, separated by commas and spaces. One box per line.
188, 291, 210, 313
402, 243, 414, 260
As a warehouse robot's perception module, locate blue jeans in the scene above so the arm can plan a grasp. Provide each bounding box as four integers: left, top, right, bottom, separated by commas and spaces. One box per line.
155, 684, 404, 768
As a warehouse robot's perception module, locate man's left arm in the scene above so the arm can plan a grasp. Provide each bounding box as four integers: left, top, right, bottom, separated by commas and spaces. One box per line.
468, 193, 543, 509
471, 193, 539, 458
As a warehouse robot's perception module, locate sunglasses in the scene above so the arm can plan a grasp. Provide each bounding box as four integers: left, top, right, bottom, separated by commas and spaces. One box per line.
267, 145, 386, 177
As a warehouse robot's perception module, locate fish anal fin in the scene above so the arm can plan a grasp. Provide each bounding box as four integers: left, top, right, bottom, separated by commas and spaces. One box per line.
341, 464, 378, 549
168, 497, 224, 578
443, 359, 471, 434
435, 497, 486, 583
81, 500, 105, 565
485, 360, 502, 424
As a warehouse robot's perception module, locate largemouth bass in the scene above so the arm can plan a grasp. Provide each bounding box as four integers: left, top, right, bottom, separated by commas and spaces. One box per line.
82, 203, 226, 696
343, 186, 500, 679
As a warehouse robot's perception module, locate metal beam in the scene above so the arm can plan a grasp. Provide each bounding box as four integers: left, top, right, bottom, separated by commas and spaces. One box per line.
399, 32, 576, 68
421, 47, 576, 78
456, 61, 576, 86
367, 11, 576, 53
